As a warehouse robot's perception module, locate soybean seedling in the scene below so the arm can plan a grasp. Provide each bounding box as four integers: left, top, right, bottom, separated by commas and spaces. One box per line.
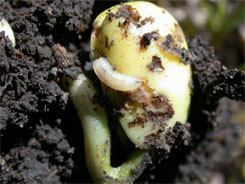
66, 1, 192, 183
91, 1, 192, 149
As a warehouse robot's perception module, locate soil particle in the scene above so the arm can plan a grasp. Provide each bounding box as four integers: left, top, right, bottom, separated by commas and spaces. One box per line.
174, 98, 241, 184
0, 0, 93, 130
0, 0, 94, 183
143, 121, 191, 150
0, 122, 74, 184
189, 36, 245, 101
0, 34, 68, 129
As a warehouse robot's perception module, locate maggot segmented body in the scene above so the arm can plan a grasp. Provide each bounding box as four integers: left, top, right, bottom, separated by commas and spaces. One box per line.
91, 1, 192, 149
93, 57, 142, 91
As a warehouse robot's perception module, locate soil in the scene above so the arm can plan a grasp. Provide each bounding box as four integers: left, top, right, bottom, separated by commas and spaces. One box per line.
0, 0, 244, 183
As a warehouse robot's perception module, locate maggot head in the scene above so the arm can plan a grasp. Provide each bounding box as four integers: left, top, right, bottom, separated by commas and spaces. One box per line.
90, 1, 192, 149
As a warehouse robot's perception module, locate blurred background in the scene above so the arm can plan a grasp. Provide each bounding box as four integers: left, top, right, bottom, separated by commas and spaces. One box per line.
153, 0, 245, 69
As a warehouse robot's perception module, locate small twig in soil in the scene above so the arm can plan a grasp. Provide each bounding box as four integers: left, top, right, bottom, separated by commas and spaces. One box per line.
46, 169, 57, 183
0, 73, 20, 97
39, 119, 46, 140
51, 44, 70, 67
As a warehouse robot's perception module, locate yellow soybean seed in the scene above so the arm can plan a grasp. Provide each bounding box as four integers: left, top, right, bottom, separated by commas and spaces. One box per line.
91, 1, 192, 149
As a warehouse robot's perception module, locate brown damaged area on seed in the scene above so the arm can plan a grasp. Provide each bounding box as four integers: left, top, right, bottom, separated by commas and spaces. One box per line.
92, 21, 101, 37
145, 96, 174, 124
138, 16, 155, 28
116, 5, 140, 21
158, 34, 191, 65
128, 117, 145, 128
172, 23, 184, 44
112, 4, 141, 37
146, 56, 164, 72
105, 36, 114, 50
118, 21, 129, 37
158, 34, 176, 53
93, 48, 106, 58
107, 9, 116, 22
108, 4, 155, 37
122, 82, 174, 129
129, 82, 154, 105
139, 31, 159, 50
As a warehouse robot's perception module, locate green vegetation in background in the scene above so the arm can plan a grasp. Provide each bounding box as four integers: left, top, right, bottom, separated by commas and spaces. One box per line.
202, 0, 245, 46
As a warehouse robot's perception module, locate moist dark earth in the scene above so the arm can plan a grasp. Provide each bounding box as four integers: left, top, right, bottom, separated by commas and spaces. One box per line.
0, 0, 244, 183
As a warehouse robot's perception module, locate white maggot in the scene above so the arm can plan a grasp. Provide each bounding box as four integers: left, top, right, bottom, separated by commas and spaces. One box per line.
0, 18, 15, 47
93, 57, 142, 91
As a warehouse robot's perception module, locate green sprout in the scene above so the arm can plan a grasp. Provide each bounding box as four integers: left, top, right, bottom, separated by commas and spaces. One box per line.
68, 74, 148, 183
66, 1, 192, 183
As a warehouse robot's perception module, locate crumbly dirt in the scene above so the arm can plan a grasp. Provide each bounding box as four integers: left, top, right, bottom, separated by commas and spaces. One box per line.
0, 1, 244, 184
